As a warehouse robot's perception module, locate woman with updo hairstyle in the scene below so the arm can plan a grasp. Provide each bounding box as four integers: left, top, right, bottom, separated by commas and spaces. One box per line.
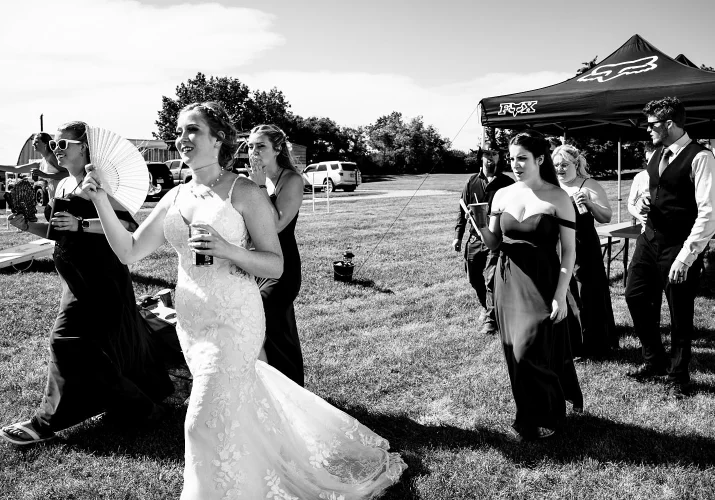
247, 124, 306, 386
552, 144, 617, 358
0, 121, 172, 446
82, 103, 406, 497
476, 129, 583, 441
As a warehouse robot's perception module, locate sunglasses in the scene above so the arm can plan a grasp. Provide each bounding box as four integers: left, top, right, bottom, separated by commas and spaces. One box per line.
49, 139, 83, 151
644, 120, 667, 130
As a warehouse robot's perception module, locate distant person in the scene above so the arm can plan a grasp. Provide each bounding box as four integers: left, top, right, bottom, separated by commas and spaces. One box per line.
0, 132, 69, 220
0, 121, 172, 446
453, 145, 513, 335
552, 144, 617, 358
625, 97, 715, 399
627, 142, 657, 228
247, 124, 306, 386
476, 130, 582, 441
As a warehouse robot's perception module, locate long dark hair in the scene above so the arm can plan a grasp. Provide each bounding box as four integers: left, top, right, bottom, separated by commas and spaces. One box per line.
180, 102, 238, 169
249, 124, 298, 173
509, 130, 559, 186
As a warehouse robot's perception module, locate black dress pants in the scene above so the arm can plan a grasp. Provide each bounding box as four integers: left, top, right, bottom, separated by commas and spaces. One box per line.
625, 233, 702, 382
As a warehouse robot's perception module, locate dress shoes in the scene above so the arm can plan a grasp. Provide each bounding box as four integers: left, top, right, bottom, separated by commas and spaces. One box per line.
626, 363, 667, 381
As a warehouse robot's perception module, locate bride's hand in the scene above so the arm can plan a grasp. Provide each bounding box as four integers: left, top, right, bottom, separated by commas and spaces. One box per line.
189, 223, 233, 260
550, 295, 568, 323
82, 164, 106, 201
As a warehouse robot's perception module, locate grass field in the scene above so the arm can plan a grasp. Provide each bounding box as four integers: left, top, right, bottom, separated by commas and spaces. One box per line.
1, 172, 714, 499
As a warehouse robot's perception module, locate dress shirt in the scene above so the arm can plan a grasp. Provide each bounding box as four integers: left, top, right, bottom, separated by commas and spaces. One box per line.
660, 133, 715, 266
627, 169, 649, 232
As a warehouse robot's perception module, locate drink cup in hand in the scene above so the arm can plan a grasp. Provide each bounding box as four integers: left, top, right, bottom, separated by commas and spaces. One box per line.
571, 193, 589, 215
468, 202, 489, 227
190, 226, 213, 266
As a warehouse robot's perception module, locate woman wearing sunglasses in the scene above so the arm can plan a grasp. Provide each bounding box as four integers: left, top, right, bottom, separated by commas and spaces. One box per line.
0, 132, 68, 220
0, 121, 173, 446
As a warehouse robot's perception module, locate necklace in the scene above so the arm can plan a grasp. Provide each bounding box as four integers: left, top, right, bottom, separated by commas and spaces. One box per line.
190, 168, 225, 199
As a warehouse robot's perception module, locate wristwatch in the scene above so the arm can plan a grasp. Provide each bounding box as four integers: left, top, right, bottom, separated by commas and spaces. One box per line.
77, 217, 90, 232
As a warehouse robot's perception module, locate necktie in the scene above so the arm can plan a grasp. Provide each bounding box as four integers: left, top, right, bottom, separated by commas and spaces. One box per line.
659, 148, 673, 175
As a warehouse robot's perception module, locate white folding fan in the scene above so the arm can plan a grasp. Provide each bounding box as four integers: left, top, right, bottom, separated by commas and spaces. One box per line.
86, 125, 148, 215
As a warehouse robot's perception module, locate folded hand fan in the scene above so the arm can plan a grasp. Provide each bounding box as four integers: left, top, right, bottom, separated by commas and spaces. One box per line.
10, 178, 38, 222
86, 125, 148, 215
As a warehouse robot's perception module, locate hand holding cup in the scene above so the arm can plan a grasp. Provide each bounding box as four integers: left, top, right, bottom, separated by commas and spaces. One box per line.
468, 202, 489, 228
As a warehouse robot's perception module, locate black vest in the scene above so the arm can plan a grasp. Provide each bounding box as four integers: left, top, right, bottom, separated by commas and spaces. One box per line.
645, 140, 706, 242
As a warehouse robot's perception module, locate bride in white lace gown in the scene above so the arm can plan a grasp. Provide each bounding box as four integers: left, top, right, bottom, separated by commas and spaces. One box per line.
83, 102, 406, 499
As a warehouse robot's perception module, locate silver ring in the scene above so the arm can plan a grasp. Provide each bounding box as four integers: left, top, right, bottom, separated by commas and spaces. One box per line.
203, 241, 207, 249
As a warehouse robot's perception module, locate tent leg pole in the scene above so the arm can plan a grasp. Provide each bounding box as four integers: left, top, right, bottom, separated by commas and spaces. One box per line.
617, 138, 622, 223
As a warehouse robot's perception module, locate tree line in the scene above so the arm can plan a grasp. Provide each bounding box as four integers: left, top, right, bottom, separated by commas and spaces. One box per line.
154, 73, 474, 174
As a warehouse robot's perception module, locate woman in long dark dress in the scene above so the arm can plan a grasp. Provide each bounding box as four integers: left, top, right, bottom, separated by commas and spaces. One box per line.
247, 124, 305, 386
552, 144, 617, 357
477, 130, 583, 441
0, 121, 172, 445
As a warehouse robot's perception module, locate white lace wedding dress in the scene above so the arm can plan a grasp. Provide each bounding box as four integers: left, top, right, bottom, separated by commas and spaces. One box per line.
164, 178, 406, 499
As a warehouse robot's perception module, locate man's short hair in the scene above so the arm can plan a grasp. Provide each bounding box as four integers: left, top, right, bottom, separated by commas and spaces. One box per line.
642, 97, 686, 128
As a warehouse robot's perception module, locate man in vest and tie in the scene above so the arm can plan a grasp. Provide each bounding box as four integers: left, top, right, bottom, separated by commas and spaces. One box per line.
626, 97, 715, 398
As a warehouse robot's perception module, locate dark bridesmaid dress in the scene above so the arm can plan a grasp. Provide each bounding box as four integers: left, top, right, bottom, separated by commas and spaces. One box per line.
495, 212, 583, 438
257, 171, 304, 386
568, 186, 618, 357
32, 195, 173, 435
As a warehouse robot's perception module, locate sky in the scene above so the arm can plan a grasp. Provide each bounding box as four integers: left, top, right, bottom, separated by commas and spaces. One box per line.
0, 0, 713, 164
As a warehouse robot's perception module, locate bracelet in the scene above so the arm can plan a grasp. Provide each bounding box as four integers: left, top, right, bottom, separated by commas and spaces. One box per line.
259, 185, 267, 190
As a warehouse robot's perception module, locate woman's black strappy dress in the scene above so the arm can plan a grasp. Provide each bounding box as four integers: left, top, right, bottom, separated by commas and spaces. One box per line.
31, 195, 173, 434
257, 171, 304, 386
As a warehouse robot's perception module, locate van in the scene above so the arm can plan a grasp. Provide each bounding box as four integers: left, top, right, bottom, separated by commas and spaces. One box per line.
302, 161, 361, 192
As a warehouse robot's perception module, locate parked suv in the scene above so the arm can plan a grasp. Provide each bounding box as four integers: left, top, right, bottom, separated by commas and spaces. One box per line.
146, 162, 173, 198
302, 161, 361, 192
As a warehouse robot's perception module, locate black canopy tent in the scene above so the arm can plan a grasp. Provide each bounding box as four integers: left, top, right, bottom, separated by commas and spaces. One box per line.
674, 53, 699, 69
479, 34, 715, 221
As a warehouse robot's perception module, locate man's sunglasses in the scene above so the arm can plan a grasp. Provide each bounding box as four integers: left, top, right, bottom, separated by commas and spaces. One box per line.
49, 139, 83, 151
644, 120, 668, 130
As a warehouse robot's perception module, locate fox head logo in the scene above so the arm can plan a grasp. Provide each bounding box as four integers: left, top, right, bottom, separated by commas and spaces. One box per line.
577, 56, 658, 83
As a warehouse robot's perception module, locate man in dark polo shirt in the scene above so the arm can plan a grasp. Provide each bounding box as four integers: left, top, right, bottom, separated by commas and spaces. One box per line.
625, 97, 715, 398
453, 145, 514, 335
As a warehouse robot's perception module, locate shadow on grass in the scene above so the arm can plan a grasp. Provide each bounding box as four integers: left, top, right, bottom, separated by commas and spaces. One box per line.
362, 174, 398, 183
53, 405, 188, 462
326, 402, 715, 499
0, 258, 56, 275
346, 277, 395, 294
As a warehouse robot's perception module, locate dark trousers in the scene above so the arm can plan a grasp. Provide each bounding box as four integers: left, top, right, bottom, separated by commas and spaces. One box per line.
625, 233, 702, 382
465, 236, 498, 324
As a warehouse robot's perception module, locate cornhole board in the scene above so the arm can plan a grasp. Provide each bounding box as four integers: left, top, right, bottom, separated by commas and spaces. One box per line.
0, 238, 55, 269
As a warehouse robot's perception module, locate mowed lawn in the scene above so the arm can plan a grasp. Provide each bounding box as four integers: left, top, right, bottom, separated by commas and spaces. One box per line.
1, 172, 714, 499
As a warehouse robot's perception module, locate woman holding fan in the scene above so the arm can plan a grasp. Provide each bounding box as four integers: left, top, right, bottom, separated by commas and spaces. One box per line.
0, 121, 173, 446
247, 124, 306, 386
82, 101, 405, 499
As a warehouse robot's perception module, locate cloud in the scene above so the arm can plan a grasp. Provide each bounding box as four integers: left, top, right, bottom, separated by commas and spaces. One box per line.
0, 0, 282, 163
240, 70, 573, 151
